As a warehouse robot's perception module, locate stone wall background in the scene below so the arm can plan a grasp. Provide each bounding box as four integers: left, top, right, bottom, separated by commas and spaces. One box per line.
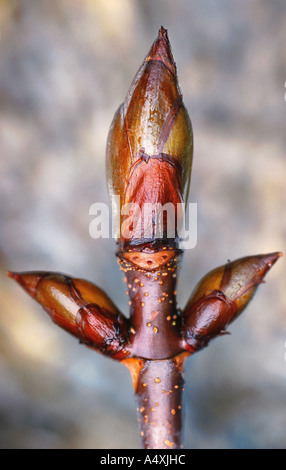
1, 0, 285, 449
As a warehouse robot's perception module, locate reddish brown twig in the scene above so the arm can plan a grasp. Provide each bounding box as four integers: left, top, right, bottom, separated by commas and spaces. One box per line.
8, 27, 282, 450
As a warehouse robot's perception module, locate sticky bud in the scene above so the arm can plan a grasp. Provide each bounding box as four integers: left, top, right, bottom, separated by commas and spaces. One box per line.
181, 252, 282, 352
7, 271, 130, 360
106, 27, 193, 248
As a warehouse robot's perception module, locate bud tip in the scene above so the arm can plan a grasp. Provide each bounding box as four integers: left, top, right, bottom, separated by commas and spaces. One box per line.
7, 270, 41, 297
146, 26, 176, 77
262, 251, 282, 268
7, 270, 16, 279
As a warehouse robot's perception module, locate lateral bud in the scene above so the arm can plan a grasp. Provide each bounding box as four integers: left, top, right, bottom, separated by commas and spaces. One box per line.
7, 271, 130, 360
181, 252, 282, 352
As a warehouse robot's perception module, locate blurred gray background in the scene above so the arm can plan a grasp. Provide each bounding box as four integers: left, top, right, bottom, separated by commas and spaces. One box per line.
1, 0, 285, 449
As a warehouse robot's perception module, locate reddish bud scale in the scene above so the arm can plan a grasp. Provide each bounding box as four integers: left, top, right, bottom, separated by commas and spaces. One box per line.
76, 305, 128, 358
182, 291, 235, 352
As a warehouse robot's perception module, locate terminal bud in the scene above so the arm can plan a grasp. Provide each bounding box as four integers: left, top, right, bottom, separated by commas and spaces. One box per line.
106, 27, 193, 248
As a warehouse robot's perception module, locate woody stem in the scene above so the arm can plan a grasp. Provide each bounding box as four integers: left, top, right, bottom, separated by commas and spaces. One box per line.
118, 250, 189, 448
135, 358, 186, 449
